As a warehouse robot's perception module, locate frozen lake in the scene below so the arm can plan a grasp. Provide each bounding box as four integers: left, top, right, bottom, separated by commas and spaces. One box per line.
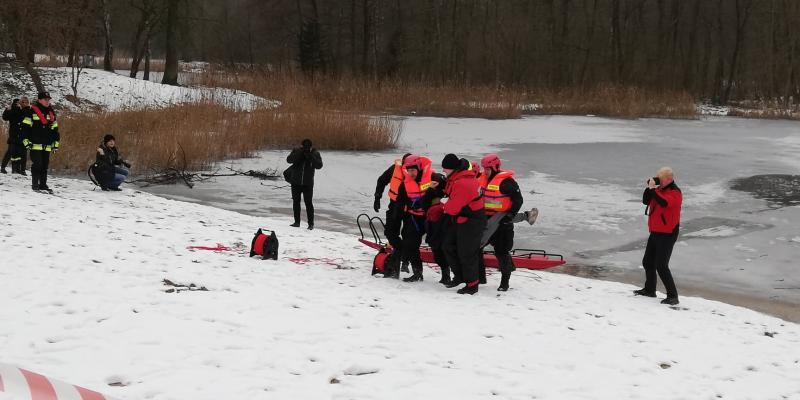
142, 115, 800, 321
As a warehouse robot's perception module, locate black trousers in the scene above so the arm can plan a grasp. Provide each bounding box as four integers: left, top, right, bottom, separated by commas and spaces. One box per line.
401, 214, 425, 274
1, 145, 10, 169
487, 222, 515, 274
29, 150, 50, 188
642, 230, 679, 298
444, 214, 487, 285
291, 184, 314, 225
384, 201, 403, 249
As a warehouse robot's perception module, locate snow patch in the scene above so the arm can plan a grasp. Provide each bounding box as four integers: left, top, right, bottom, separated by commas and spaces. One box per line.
0, 67, 277, 112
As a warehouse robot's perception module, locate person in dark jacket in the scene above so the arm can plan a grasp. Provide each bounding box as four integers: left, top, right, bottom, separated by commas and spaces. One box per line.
391, 155, 434, 282
436, 153, 486, 295
374, 153, 412, 257
424, 172, 451, 284
478, 154, 525, 291
2, 96, 30, 175
634, 167, 682, 305
286, 139, 323, 230
21, 92, 60, 192
93, 134, 131, 191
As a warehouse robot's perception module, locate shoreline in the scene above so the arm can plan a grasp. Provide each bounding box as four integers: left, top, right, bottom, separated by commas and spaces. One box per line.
554, 263, 800, 323
136, 183, 800, 324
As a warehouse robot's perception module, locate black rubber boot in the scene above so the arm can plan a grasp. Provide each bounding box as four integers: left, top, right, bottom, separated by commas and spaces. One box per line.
401, 261, 409, 273
438, 266, 451, 285
457, 284, 479, 295
445, 279, 463, 289
661, 297, 679, 305
403, 264, 423, 282
479, 262, 487, 284
497, 272, 510, 292
633, 289, 657, 297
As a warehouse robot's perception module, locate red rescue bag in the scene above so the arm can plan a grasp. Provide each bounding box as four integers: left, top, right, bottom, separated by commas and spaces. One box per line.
250, 229, 279, 260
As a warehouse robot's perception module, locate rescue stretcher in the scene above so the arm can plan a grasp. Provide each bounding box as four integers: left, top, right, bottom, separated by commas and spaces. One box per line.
356, 213, 566, 274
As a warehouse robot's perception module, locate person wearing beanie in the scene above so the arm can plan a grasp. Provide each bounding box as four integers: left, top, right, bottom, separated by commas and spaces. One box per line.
373, 153, 413, 277
435, 153, 486, 295
285, 138, 323, 230
92, 134, 131, 191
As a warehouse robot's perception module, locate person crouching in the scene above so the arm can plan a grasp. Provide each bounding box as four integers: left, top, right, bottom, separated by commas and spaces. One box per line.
94, 134, 131, 191
438, 153, 486, 295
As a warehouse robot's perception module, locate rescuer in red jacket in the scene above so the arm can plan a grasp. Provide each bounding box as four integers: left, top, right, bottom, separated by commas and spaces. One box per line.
436, 153, 486, 295
634, 167, 682, 305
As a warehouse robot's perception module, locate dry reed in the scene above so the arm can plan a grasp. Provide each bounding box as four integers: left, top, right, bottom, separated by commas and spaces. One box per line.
46, 103, 401, 175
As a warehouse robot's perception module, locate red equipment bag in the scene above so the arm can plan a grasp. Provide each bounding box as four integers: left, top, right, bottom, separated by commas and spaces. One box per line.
250, 228, 279, 260
372, 247, 389, 275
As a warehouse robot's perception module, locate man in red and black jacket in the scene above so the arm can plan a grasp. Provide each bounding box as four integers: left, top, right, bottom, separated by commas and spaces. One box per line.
21, 92, 60, 192
634, 167, 682, 305
437, 153, 486, 295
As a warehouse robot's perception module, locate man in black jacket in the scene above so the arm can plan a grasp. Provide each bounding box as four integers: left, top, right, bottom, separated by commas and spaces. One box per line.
21, 92, 60, 192
2, 97, 30, 175
479, 154, 525, 291
93, 134, 131, 191
286, 139, 323, 230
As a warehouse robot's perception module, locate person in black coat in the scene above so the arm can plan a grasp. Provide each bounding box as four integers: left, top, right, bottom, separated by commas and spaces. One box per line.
286, 138, 323, 230
2, 96, 30, 175
93, 134, 131, 191
21, 92, 60, 191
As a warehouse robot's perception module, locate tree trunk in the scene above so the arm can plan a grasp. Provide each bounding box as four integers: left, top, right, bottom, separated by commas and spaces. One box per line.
722, 0, 753, 103
143, 35, 152, 81
101, 0, 114, 71
161, 0, 180, 86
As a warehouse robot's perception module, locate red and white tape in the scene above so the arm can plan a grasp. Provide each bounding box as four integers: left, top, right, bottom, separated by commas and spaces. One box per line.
0, 363, 117, 400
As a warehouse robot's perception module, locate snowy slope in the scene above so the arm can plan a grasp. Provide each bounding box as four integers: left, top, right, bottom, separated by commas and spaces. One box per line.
1, 175, 799, 400
0, 67, 275, 112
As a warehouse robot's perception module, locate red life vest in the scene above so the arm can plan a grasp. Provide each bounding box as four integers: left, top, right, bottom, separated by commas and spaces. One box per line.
31, 105, 56, 127
387, 159, 404, 202
444, 169, 484, 223
479, 170, 515, 215
403, 156, 434, 216
647, 186, 682, 234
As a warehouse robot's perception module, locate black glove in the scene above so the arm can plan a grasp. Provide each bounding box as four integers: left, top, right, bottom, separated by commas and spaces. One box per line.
123, 161, 131, 168
373, 197, 381, 213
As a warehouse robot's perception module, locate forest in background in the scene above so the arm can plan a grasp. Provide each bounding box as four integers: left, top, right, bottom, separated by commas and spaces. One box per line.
1, 0, 799, 105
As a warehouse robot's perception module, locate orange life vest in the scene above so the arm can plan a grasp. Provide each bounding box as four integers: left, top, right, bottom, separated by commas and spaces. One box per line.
403, 157, 434, 216
480, 170, 515, 214
387, 159, 404, 201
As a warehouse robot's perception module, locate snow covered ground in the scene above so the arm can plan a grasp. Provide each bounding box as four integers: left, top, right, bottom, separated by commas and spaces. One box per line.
0, 66, 274, 112
1, 174, 799, 400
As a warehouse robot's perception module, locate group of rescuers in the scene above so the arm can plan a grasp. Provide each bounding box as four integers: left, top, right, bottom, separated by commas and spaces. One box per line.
374, 153, 538, 295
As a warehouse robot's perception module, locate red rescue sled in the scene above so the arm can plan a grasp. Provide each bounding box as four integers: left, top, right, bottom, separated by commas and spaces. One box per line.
357, 214, 566, 273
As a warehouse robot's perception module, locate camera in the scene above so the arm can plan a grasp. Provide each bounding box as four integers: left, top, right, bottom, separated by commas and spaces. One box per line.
648, 177, 661, 186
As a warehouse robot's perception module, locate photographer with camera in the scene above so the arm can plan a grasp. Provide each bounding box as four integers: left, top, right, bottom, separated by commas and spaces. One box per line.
634, 167, 682, 305
2, 97, 30, 175
285, 138, 323, 230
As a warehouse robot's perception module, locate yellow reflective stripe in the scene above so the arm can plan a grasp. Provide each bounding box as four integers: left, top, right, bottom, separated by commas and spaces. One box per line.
51, 122, 58, 129
485, 203, 504, 209
487, 184, 500, 191
31, 144, 43, 150
32, 115, 40, 120
53, 141, 60, 148
10, 157, 21, 161
22, 118, 33, 126
420, 182, 431, 190
22, 139, 30, 146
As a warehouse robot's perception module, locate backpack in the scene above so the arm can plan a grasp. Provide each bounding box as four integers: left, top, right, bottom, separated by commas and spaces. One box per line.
249, 229, 279, 260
